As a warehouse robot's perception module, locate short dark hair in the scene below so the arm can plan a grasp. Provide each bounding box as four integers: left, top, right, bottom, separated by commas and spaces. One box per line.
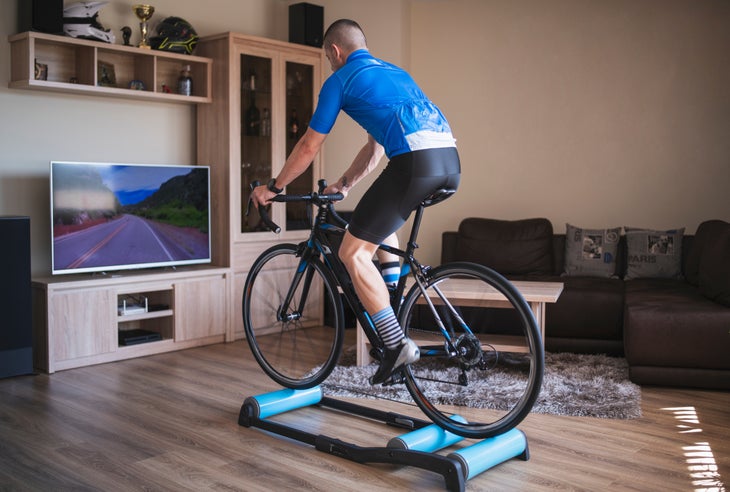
323, 19, 367, 51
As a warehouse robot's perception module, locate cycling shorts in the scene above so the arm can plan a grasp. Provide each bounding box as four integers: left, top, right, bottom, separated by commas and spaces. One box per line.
348, 146, 461, 244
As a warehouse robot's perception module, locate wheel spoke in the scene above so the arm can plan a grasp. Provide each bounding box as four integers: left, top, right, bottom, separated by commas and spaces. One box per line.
400, 263, 543, 439
243, 244, 344, 389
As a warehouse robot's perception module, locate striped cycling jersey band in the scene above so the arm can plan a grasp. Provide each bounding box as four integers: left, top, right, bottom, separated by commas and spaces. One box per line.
405, 130, 457, 151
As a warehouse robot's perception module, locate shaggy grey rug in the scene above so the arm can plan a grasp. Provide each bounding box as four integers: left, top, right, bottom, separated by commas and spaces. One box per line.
322, 352, 642, 419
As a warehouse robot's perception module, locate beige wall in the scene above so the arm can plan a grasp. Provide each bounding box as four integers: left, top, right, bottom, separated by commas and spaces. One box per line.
0, 0, 727, 276
409, 0, 730, 264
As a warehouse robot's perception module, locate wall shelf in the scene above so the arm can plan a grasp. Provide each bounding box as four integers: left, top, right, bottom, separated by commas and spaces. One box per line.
8, 31, 212, 104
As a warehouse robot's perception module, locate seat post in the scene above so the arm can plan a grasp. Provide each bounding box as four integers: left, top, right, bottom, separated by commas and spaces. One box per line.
405, 189, 455, 254
406, 204, 426, 253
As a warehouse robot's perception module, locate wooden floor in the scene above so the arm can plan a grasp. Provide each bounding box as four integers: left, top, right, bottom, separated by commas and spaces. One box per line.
1, 338, 728, 491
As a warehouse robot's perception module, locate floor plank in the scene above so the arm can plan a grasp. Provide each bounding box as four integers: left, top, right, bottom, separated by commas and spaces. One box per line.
0, 340, 727, 491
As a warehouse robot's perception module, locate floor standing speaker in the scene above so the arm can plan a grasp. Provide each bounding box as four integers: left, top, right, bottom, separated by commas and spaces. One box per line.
289, 3, 324, 48
17, 0, 65, 35
0, 216, 33, 378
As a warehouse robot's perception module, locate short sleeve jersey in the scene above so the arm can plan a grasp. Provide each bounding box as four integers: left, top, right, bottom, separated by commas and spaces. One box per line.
309, 50, 455, 159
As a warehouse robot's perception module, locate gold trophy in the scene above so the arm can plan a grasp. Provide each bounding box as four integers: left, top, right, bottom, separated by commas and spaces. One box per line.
132, 4, 155, 49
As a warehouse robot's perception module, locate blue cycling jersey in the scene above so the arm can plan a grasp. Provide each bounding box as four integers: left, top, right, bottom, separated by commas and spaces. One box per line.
309, 50, 455, 159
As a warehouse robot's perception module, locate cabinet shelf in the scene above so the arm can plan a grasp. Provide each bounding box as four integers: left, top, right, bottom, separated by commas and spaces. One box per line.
32, 266, 231, 372
117, 308, 173, 323
9, 31, 212, 103
197, 32, 324, 339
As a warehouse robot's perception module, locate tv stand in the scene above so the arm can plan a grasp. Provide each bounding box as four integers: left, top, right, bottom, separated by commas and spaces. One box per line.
32, 266, 231, 373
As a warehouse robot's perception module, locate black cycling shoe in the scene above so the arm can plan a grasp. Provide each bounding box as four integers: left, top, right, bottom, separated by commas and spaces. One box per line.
369, 338, 420, 385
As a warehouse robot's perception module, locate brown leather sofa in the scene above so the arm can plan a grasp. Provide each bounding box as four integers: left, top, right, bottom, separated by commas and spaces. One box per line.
441, 218, 730, 390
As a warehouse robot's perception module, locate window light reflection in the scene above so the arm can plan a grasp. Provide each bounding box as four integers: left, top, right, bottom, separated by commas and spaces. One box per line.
663, 406, 725, 492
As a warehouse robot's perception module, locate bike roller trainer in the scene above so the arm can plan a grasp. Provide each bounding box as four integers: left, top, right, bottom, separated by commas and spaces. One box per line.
238, 386, 529, 491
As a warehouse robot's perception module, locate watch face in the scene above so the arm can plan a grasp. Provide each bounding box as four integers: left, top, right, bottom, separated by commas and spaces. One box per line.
268, 179, 282, 193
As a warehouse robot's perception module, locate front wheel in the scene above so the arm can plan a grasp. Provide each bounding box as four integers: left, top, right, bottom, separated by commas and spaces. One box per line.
243, 243, 344, 389
399, 262, 544, 439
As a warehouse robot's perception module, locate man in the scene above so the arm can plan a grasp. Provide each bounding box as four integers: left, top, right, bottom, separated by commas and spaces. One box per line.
251, 19, 460, 384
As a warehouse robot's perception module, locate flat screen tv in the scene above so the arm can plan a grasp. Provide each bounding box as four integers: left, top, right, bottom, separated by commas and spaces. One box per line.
50, 161, 211, 275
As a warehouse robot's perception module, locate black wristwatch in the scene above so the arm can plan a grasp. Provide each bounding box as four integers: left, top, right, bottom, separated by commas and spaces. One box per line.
267, 178, 283, 194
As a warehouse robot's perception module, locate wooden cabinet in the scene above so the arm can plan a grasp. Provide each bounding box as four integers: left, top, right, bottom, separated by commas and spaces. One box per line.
196, 32, 324, 338
32, 267, 231, 373
8, 31, 212, 103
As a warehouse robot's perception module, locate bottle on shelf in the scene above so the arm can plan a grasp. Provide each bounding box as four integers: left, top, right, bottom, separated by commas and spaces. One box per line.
261, 108, 271, 137
178, 64, 193, 96
289, 108, 299, 140
246, 92, 260, 136
249, 70, 256, 91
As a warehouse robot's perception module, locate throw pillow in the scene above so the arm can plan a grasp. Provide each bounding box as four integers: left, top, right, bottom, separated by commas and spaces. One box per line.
455, 218, 553, 276
625, 227, 685, 279
563, 224, 621, 277
697, 223, 730, 307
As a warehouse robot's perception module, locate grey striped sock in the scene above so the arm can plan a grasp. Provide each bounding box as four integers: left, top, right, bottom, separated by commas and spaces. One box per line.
371, 306, 404, 349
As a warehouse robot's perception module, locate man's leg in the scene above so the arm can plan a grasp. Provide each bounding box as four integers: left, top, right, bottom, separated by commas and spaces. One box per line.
339, 231, 419, 384
377, 233, 400, 292
339, 230, 390, 316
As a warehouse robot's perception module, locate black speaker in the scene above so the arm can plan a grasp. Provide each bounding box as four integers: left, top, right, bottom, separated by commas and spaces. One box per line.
0, 216, 33, 378
289, 3, 324, 48
18, 0, 64, 35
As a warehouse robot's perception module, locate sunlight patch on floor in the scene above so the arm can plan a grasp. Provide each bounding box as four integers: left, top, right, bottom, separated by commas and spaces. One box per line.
663, 406, 725, 492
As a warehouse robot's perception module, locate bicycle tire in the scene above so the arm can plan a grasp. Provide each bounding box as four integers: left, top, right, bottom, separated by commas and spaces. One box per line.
399, 262, 544, 439
243, 243, 344, 389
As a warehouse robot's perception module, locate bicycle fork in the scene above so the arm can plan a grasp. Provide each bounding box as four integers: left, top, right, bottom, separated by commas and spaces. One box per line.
275, 248, 318, 323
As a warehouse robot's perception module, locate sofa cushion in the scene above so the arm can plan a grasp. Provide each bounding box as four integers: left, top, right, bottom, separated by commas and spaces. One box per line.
624, 279, 730, 371
698, 223, 730, 306
563, 223, 621, 278
685, 219, 730, 286
456, 218, 553, 276
544, 275, 624, 341
625, 227, 684, 279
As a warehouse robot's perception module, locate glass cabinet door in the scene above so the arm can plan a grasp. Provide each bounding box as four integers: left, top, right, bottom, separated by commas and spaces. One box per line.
238, 49, 320, 235
240, 54, 272, 232
285, 61, 314, 231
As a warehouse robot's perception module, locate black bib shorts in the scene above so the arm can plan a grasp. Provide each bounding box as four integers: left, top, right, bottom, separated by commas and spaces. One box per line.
348, 146, 461, 244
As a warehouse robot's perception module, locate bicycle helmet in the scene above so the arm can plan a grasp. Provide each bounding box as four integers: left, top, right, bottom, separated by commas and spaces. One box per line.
149, 17, 199, 55
63, 1, 116, 44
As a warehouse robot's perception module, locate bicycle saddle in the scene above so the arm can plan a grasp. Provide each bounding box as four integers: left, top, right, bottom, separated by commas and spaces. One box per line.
421, 188, 456, 207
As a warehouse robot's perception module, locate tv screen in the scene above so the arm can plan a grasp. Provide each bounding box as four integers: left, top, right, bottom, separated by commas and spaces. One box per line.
50, 161, 211, 275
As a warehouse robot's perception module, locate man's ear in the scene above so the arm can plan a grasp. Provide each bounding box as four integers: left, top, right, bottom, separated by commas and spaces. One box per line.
331, 44, 344, 63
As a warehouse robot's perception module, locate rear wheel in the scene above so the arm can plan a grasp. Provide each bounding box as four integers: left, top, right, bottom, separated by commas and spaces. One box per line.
243, 244, 344, 388
399, 262, 543, 438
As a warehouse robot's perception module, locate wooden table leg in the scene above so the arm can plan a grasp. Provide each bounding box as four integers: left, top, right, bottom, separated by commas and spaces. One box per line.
529, 301, 546, 344
356, 324, 372, 366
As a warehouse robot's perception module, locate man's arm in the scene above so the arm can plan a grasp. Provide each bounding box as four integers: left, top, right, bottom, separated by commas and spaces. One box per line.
251, 127, 327, 206
326, 134, 385, 197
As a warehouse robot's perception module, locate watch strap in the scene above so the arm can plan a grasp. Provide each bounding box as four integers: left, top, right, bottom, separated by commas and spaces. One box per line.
267, 178, 283, 194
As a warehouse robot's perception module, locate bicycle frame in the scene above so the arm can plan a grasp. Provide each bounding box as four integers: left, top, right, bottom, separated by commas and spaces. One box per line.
246, 180, 544, 440
264, 181, 470, 361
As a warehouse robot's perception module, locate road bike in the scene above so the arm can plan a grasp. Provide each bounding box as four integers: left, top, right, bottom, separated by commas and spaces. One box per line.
242, 180, 543, 439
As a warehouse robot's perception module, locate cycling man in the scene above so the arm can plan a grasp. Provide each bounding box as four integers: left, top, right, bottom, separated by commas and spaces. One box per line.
252, 19, 460, 384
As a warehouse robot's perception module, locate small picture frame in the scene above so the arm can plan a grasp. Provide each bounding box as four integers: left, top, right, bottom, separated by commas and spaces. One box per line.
97, 61, 117, 87
128, 79, 146, 91
34, 60, 48, 81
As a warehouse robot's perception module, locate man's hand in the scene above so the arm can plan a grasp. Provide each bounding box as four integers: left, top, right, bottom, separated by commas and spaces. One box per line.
250, 184, 277, 209
323, 177, 349, 198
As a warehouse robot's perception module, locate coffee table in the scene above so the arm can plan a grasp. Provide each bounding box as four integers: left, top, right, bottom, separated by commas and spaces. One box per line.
355, 280, 564, 366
